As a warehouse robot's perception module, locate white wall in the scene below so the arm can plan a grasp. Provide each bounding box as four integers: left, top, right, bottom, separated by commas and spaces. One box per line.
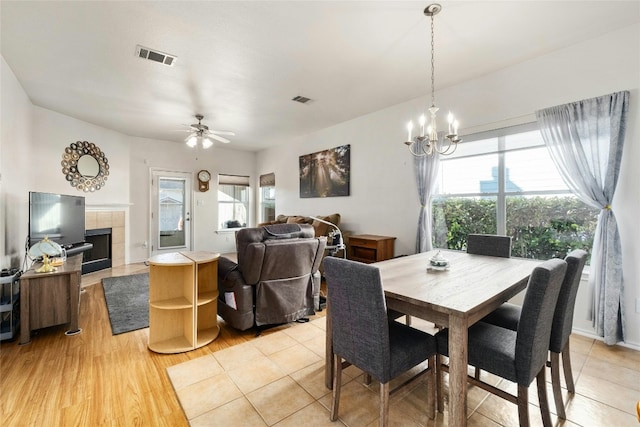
1, 55, 255, 268
257, 24, 640, 347
1, 86, 132, 267
1, 57, 33, 268
127, 138, 255, 263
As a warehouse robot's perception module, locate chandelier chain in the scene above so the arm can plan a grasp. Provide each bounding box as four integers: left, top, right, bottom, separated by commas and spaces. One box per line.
430, 13, 435, 108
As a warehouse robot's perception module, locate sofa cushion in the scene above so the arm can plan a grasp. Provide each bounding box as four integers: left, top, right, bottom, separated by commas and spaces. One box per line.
286, 215, 310, 225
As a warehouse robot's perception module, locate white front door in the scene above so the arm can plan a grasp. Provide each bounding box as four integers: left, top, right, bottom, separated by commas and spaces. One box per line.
150, 170, 192, 256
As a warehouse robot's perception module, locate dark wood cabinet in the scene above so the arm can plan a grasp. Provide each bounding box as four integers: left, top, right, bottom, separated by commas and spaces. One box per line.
347, 234, 396, 263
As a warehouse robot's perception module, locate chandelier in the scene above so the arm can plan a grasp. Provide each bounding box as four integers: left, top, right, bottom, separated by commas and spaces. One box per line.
405, 4, 461, 157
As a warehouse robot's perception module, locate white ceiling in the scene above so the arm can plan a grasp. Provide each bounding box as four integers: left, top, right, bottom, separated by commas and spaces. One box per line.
2, 1, 639, 151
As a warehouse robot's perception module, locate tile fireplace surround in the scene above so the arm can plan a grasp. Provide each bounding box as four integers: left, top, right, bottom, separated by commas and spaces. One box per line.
85, 210, 125, 269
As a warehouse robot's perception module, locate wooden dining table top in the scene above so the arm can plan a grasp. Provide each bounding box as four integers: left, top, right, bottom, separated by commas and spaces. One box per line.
376, 249, 540, 321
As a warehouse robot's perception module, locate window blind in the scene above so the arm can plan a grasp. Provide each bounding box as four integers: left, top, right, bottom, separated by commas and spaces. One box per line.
259, 173, 275, 187
218, 174, 250, 187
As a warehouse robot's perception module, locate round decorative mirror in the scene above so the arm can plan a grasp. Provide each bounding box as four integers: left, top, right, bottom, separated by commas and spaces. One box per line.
61, 140, 109, 192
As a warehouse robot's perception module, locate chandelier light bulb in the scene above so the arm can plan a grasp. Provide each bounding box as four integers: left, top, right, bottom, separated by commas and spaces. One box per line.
407, 121, 413, 141
186, 136, 197, 147
202, 137, 213, 149
419, 114, 426, 137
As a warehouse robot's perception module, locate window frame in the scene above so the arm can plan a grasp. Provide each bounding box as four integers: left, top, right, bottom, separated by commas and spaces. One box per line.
259, 172, 276, 224
217, 174, 250, 231
432, 122, 596, 262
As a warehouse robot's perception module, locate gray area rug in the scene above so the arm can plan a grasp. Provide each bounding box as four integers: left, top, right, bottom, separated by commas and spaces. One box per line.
102, 273, 149, 335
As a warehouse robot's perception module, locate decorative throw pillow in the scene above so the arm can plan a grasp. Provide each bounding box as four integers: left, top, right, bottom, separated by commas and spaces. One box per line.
312, 219, 329, 238
325, 213, 340, 227
312, 214, 340, 238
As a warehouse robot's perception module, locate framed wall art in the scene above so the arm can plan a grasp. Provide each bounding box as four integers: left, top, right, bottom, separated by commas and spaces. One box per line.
299, 144, 350, 198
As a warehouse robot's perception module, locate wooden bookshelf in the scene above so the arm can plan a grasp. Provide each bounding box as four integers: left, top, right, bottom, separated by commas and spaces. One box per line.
147, 251, 220, 353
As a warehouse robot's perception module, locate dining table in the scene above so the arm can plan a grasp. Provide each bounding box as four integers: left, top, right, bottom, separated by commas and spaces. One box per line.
324, 249, 541, 427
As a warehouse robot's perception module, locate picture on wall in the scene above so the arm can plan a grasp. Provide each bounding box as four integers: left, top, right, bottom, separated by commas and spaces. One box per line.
299, 144, 350, 198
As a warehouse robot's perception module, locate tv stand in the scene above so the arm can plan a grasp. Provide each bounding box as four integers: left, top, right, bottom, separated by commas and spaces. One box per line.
20, 254, 83, 344
66, 242, 93, 257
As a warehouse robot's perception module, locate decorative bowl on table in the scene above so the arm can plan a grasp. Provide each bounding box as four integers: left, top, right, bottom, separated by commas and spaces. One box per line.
429, 250, 450, 270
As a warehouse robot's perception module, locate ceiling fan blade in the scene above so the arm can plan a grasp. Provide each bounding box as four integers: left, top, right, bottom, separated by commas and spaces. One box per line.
209, 133, 231, 144
210, 130, 235, 136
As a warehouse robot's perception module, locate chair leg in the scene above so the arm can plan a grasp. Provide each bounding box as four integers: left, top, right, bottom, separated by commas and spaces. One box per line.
364, 373, 372, 385
550, 351, 566, 419
474, 366, 480, 380
561, 341, 575, 393
436, 354, 444, 413
517, 384, 530, 427
330, 354, 343, 421
427, 355, 436, 419
536, 367, 553, 427
380, 381, 390, 427
405, 315, 412, 326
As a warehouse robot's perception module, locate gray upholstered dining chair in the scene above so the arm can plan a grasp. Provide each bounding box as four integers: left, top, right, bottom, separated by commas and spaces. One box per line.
481, 249, 588, 419
436, 258, 567, 427
323, 257, 437, 427
466, 233, 512, 257
466, 233, 513, 378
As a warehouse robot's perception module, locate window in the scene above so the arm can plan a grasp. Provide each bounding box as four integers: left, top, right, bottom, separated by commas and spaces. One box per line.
158, 177, 187, 248
218, 174, 250, 230
259, 173, 276, 223
432, 123, 598, 262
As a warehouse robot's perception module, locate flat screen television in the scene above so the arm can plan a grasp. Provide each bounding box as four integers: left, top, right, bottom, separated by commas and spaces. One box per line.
29, 191, 86, 249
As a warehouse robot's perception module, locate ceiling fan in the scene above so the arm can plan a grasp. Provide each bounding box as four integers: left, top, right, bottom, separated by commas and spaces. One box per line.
181, 114, 234, 148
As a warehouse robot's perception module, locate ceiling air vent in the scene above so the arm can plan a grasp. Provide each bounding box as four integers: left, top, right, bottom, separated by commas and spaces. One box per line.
135, 45, 177, 67
292, 95, 312, 104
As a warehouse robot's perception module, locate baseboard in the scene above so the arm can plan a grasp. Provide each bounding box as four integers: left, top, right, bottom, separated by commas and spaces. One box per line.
572, 327, 640, 351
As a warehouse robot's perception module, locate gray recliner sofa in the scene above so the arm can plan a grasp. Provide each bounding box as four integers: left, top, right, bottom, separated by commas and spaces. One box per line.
217, 223, 327, 331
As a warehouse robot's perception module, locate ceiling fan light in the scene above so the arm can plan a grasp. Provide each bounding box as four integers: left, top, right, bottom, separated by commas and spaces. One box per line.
202, 138, 213, 149
186, 136, 197, 147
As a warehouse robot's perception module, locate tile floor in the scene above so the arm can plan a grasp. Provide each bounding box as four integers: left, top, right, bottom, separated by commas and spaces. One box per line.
167, 317, 640, 426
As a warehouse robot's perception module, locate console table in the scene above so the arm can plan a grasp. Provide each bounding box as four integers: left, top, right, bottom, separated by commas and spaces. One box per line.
347, 234, 396, 263
19, 254, 83, 345
148, 251, 220, 353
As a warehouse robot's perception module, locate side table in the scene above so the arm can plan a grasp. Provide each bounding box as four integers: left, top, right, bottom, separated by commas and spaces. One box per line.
347, 234, 396, 263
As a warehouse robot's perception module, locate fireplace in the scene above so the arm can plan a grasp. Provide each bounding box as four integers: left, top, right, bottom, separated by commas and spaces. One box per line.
82, 228, 112, 274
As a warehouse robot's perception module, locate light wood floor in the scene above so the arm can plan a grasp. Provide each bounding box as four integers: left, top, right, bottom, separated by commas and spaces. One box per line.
1, 263, 322, 426
2, 264, 639, 426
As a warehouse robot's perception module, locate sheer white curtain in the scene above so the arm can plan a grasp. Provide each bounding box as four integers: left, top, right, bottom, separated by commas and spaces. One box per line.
414, 150, 440, 253
535, 91, 629, 344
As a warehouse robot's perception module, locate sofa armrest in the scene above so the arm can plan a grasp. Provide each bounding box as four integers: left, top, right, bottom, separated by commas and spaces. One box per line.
217, 256, 255, 326
218, 257, 248, 294
218, 256, 239, 280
